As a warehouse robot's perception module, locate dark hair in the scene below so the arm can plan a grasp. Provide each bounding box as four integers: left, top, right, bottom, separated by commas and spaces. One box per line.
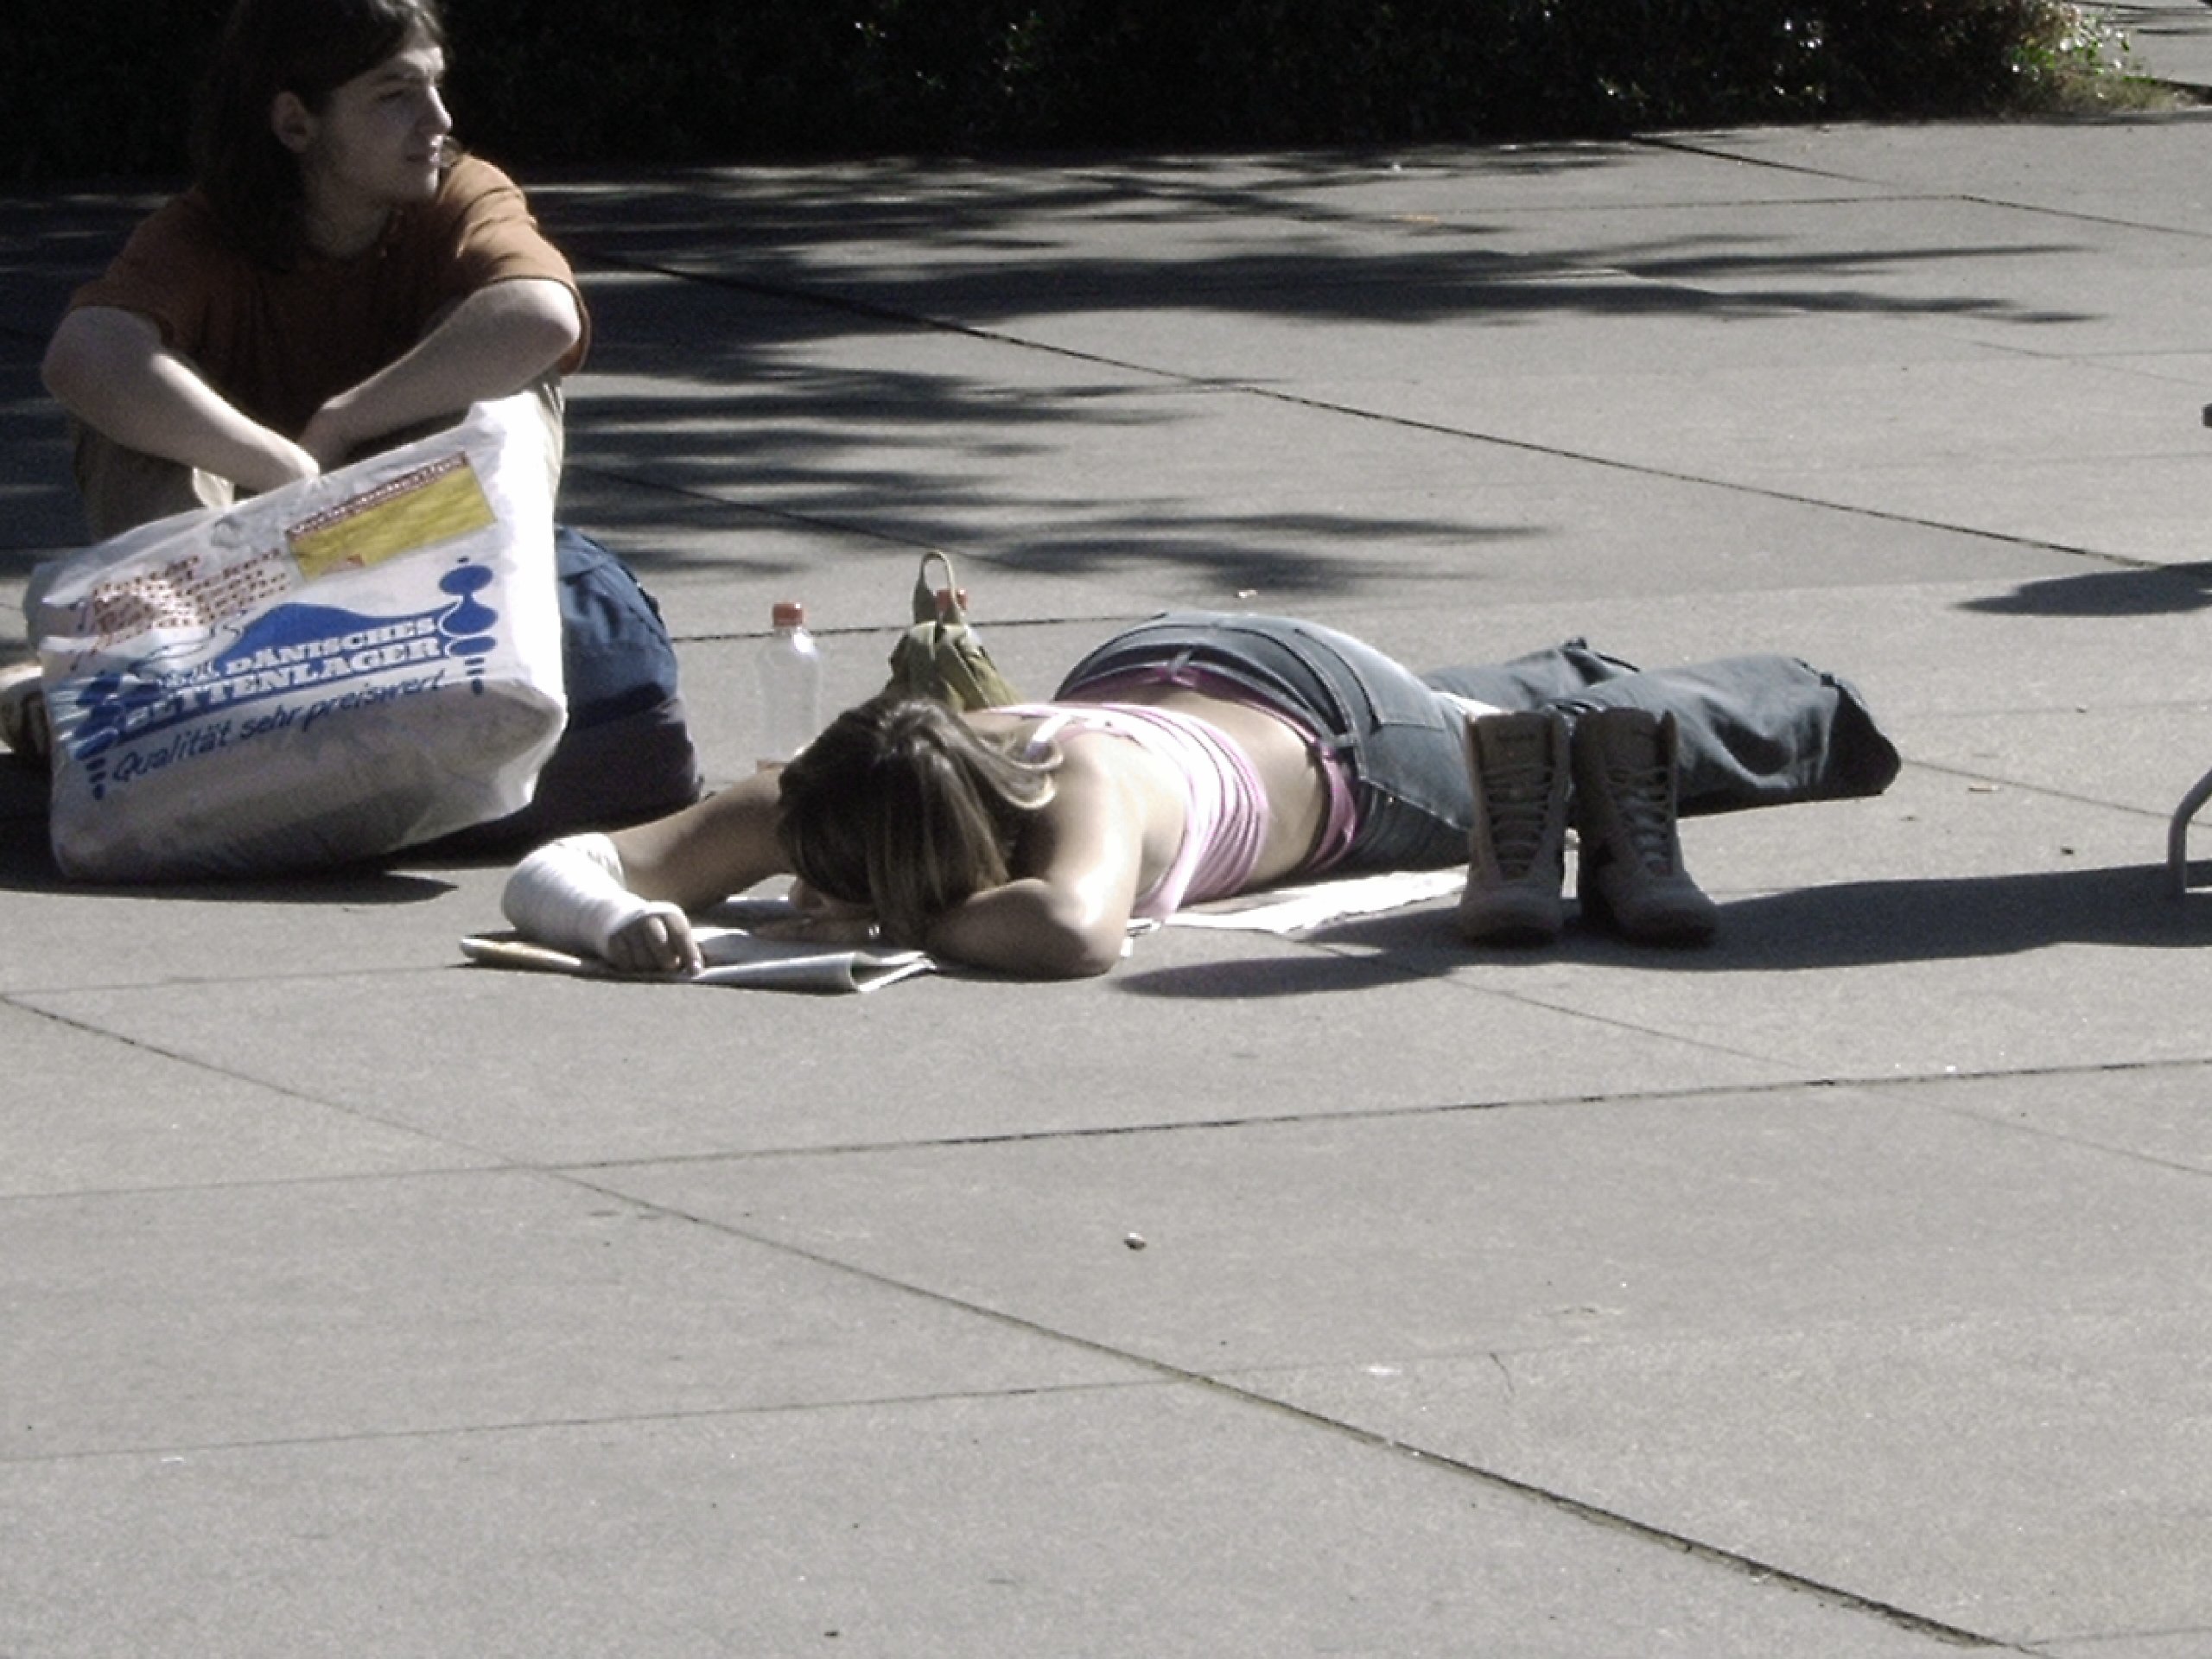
191, 0, 448, 268
776, 697, 1059, 948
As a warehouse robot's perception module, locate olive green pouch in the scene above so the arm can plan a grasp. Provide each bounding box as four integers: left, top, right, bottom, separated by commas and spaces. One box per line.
882, 550, 1020, 711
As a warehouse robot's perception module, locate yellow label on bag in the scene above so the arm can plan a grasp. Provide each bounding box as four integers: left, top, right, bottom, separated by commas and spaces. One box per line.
286, 453, 497, 578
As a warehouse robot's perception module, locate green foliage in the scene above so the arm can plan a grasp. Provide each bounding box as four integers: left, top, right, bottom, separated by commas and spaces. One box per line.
2, 0, 2160, 185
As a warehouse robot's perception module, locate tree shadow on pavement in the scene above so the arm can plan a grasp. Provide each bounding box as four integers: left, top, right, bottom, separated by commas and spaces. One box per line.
1, 152, 2113, 607
520, 153, 2099, 595
536, 156, 2091, 333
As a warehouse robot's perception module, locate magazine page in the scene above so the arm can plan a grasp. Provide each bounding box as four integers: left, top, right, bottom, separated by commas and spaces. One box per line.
1166, 868, 1465, 933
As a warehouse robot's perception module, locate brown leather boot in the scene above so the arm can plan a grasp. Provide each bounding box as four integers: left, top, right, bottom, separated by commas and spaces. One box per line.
1571, 707, 1719, 946
1457, 710, 1570, 944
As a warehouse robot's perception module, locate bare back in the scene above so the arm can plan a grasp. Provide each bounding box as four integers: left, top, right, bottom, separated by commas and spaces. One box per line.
984, 689, 1331, 890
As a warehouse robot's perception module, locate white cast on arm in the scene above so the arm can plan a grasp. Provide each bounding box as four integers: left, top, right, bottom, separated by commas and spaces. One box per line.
501, 833, 685, 961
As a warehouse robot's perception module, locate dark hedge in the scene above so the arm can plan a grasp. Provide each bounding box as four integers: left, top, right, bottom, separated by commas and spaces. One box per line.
6, 0, 2111, 184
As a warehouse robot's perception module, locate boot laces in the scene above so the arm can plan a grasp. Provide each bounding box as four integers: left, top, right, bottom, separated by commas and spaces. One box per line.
1603, 754, 1676, 872
1483, 732, 1557, 874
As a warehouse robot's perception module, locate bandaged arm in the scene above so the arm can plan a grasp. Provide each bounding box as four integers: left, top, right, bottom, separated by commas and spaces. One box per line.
501, 833, 687, 962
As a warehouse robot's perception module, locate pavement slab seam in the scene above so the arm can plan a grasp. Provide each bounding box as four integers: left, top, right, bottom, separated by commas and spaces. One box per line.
1905, 754, 2192, 810
1642, 126, 2212, 244
530, 1076, 1869, 1173
1298, 933, 1872, 1071
1204, 1381, 2026, 1655
550, 1167, 2030, 1655
1882, 1058, 2212, 1175
0, 1374, 1175, 1474
25, 938, 2212, 1166
1, 993, 534, 1173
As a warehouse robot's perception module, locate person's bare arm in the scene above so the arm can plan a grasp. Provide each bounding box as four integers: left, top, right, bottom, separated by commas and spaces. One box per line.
574, 769, 792, 974
922, 746, 1148, 978
41, 306, 320, 493
297, 277, 582, 467
609, 768, 790, 908
502, 772, 790, 976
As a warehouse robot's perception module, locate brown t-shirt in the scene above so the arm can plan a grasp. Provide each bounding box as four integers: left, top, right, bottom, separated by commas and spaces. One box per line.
67, 155, 590, 438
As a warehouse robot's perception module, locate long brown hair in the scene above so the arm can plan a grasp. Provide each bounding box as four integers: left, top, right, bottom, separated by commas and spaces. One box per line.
777, 697, 1059, 947
191, 0, 449, 269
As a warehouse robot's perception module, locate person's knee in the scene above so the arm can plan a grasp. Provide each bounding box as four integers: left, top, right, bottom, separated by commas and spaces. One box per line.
71, 422, 233, 541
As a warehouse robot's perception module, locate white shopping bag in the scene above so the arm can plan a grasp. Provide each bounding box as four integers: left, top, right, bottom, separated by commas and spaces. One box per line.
31, 394, 567, 880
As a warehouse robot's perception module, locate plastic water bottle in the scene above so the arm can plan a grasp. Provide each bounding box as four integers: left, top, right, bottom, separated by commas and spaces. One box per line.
756, 600, 821, 768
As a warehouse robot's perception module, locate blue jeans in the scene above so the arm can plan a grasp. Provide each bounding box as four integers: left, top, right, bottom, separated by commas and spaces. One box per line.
1056, 613, 1901, 872
420, 527, 702, 854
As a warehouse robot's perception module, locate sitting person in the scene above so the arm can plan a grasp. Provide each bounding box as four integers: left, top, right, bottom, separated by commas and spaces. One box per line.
6, 0, 698, 837
500, 612, 1901, 978
42, 0, 585, 533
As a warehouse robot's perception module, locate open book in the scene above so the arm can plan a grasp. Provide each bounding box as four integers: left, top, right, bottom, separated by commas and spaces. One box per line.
461, 899, 934, 994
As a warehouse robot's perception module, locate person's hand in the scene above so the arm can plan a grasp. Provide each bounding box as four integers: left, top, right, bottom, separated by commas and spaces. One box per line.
296, 400, 360, 472
233, 429, 321, 494
604, 906, 702, 976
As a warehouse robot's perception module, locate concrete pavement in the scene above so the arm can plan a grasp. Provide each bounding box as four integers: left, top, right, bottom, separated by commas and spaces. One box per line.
9, 13, 2212, 1652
